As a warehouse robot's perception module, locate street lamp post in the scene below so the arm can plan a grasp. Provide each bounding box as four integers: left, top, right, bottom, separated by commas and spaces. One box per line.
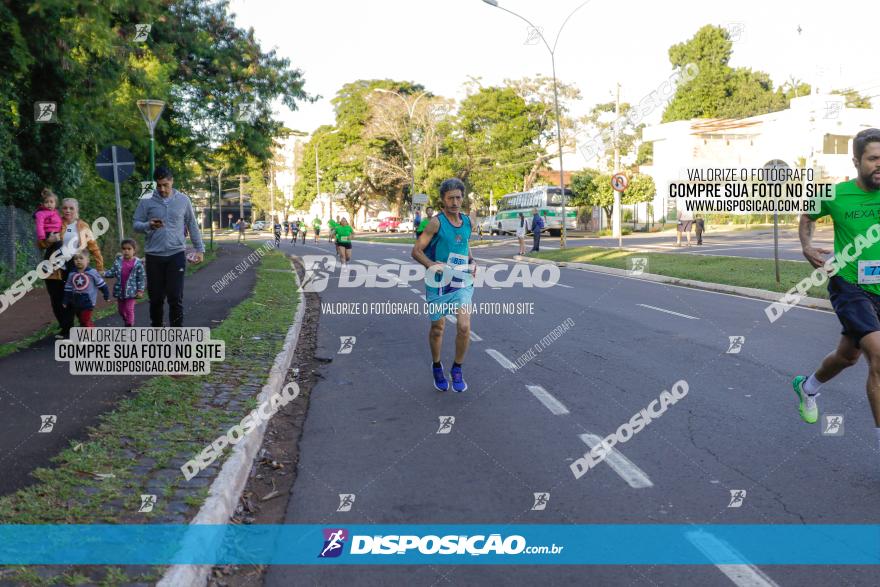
373, 88, 429, 214
481, 0, 589, 249
136, 99, 166, 180
314, 128, 339, 220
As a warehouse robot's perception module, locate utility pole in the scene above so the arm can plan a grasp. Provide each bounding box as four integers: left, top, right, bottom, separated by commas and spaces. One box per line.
269, 167, 275, 222
239, 174, 244, 221
612, 82, 622, 246
315, 145, 323, 220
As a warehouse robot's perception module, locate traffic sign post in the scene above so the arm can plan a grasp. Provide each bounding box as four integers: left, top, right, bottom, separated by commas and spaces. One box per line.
611, 173, 628, 248
96, 145, 135, 241
763, 159, 790, 284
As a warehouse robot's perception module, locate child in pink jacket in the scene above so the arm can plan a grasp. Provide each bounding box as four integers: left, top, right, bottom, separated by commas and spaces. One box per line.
34, 188, 63, 258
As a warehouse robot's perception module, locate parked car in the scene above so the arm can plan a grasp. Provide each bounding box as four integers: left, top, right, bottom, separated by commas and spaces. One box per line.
398, 219, 414, 233
478, 216, 499, 235
362, 217, 382, 232
251, 220, 268, 231
378, 217, 401, 232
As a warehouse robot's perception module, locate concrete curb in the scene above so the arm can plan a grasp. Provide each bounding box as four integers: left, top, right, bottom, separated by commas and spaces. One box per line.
157, 257, 306, 587
513, 255, 832, 311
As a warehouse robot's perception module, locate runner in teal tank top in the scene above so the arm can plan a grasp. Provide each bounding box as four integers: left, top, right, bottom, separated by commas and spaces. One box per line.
412, 179, 475, 393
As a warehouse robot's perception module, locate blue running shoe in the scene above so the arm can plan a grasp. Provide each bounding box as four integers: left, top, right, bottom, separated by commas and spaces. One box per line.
432, 363, 449, 392
450, 364, 467, 393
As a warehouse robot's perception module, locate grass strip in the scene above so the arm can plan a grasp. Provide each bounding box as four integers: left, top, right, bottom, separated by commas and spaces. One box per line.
532, 246, 828, 299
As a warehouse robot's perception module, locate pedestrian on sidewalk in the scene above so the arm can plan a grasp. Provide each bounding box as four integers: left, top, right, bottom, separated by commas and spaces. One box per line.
63, 251, 110, 329
676, 208, 694, 247
516, 212, 527, 255
530, 208, 544, 252
37, 197, 105, 338
133, 166, 204, 327
695, 215, 706, 245
237, 218, 247, 243
103, 239, 145, 327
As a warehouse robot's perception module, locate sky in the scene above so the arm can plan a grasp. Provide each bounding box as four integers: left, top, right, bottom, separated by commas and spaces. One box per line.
229, 0, 877, 165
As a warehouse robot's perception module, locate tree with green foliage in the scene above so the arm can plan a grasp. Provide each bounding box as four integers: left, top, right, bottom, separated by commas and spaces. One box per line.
622, 174, 656, 205
571, 169, 614, 226
663, 25, 792, 121
831, 89, 873, 108
1, 0, 310, 255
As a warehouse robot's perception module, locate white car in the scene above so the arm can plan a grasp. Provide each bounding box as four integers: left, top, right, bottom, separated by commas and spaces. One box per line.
362, 217, 381, 232
397, 220, 414, 233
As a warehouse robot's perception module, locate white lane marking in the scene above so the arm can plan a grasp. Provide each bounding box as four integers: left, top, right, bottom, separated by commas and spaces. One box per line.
526, 385, 569, 415
555, 283, 573, 289
685, 530, 780, 587
485, 349, 516, 372
637, 303, 699, 320
384, 258, 411, 264
579, 434, 653, 489
444, 315, 482, 341
410, 288, 421, 294
355, 259, 380, 266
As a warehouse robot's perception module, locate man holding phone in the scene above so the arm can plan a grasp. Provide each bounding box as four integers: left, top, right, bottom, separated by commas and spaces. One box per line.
134, 165, 204, 327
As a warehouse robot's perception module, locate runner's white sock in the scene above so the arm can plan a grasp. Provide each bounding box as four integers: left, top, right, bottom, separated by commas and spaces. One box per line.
803, 373, 823, 395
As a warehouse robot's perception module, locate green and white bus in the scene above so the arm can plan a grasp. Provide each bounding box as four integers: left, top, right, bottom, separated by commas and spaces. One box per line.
493, 186, 576, 236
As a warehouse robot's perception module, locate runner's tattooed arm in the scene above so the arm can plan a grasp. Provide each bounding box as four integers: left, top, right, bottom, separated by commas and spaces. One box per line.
799, 214, 831, 269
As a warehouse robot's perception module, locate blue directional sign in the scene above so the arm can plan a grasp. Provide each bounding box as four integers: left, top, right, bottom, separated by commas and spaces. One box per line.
95, 145, 135, 183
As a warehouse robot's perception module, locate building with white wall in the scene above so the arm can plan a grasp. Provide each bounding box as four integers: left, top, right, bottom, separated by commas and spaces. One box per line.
641, 93, 879, 221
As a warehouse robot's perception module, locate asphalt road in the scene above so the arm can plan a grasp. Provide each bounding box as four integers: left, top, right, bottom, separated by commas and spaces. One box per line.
367, 225, 834, 262
265, 238, 879, 586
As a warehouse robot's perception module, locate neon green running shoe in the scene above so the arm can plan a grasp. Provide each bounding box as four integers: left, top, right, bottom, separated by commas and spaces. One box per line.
792, 375, 818, 424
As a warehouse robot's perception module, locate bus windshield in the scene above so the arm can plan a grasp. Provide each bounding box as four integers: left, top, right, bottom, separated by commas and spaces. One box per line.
546, 188, 573, 206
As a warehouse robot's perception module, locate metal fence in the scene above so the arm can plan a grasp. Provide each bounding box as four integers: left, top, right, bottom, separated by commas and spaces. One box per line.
0, 205, 40, 283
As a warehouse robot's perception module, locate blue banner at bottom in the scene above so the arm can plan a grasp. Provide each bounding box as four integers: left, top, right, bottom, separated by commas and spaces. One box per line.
0, 525, 879, 565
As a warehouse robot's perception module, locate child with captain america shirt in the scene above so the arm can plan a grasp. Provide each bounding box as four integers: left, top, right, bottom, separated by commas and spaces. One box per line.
63, 251, 110, 328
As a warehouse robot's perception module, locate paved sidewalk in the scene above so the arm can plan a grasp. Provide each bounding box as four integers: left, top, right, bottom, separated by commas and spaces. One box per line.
0, 244, 259, 495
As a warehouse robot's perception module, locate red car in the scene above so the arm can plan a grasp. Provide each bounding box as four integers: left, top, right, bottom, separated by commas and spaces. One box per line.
378, 217, 401, 232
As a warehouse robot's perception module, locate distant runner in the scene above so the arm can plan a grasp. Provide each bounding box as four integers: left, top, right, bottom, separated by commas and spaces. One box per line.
313, 216, 321, 244
415, 206, 433, 239
793, 129, 880, 461
334, 218, 354, 266
412, 179, 475, 393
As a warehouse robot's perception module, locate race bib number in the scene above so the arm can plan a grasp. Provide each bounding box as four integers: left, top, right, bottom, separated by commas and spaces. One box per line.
858, 260, 880, 284
447, 253, 473, 287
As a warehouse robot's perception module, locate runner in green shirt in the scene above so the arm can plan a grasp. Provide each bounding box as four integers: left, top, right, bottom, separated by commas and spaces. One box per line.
415, 206, 433, 238
794, 129, 880, 461
312, 217, 321, 244
334, 218, 354, 265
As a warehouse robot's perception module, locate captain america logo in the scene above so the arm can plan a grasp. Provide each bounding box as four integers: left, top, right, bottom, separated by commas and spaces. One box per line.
71, 272, 91, 292
318, 528, 348, 558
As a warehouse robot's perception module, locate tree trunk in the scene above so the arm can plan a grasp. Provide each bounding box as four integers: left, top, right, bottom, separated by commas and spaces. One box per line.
604, 206, 613, 228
